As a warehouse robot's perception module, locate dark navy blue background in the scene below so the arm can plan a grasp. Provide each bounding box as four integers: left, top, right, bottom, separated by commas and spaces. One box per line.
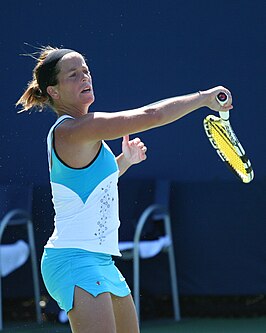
0, 0, 265, 298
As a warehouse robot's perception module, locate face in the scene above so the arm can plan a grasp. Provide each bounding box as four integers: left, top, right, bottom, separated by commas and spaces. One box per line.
49, 52, 95, 113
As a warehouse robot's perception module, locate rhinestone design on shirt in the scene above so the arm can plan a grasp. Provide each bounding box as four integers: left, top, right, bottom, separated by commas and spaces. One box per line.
95, 181, 115, 245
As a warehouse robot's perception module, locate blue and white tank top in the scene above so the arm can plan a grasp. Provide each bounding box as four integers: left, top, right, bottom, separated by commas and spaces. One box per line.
45, 115, 121, 256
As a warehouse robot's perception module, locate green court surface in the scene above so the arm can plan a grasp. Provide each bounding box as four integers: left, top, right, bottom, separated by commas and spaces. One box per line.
2, 318, 266, 333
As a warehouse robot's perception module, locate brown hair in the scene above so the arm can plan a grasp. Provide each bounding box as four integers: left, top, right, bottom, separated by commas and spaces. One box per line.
16, 46, 60, 113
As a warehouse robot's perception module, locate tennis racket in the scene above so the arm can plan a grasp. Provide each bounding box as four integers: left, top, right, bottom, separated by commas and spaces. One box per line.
203, 92, 254, 183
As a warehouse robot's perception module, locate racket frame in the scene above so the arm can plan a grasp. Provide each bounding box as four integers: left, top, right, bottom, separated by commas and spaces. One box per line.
203, 92, 254, 183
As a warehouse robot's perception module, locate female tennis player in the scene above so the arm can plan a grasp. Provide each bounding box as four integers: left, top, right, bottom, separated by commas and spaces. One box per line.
17, 46, 232, 333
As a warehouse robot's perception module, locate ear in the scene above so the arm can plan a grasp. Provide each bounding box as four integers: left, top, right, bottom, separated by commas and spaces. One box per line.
47, 86, 60, 100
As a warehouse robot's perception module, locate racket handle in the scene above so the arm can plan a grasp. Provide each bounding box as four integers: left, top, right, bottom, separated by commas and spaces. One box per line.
217, 92, 230, 121
219, 110, 230, 120
216, 92, 228, 106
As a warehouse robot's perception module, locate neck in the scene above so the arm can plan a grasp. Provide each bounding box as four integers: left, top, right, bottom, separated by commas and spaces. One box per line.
54, 103, 89, 118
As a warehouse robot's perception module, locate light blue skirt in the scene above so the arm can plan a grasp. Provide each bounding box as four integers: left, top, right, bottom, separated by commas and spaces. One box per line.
41, 248, 131, 313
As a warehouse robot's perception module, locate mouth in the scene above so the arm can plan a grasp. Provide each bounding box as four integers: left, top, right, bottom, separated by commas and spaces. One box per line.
81, 87, 92, 94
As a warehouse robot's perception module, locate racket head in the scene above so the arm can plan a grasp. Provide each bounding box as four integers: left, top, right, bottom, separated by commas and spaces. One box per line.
203, 114, 254, 183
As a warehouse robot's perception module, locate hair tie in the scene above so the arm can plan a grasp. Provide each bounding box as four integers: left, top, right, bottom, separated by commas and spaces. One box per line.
37, 49, 74, 94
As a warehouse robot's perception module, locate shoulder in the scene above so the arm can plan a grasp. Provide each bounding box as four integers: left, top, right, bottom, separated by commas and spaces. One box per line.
54, 114, 95, 144
53, 115, 102, 168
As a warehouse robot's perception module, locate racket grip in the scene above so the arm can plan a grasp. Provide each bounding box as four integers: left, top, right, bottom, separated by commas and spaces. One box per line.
217, 92, 230, 120
219, 110, 230, 120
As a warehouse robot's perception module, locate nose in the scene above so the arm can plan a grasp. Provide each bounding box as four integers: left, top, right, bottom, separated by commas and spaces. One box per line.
82, 74, 89, 82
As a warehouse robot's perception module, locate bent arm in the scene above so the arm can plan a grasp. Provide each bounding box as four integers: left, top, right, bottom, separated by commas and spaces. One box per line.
116, 135, 147, 177
116, 153, 131, 177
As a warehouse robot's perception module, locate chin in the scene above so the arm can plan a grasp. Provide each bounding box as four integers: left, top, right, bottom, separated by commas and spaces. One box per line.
88, 97, 95, 107
82, 95, 94, 107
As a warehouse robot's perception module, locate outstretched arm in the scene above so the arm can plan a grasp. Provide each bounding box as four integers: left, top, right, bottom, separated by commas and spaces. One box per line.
58, 86, 233, 144
116, 135, 147, 177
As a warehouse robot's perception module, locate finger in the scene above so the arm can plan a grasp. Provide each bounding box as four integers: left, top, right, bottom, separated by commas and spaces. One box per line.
141, 147, 147, 160
220, 104, 233, 111
141, 152, 147, 160
133, 137, 141, 145
224, 105, 233, 110
122, 135, 130, 145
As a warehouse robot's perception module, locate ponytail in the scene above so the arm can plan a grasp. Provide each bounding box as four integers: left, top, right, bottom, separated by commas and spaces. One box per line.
16, 46, 59, 113
16, 78, 50, 112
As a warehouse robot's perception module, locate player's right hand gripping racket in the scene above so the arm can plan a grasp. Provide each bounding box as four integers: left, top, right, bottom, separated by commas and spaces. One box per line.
203, 92, 254, 183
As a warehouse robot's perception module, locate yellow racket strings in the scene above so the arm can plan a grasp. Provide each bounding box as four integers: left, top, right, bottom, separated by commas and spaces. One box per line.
208, 121, 248, 179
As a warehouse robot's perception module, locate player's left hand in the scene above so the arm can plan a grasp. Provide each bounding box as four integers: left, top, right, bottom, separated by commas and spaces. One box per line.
122, 135, 147, 165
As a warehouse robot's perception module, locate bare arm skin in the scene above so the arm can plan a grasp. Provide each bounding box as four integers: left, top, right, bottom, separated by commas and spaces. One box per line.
54, 86, 232, 169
